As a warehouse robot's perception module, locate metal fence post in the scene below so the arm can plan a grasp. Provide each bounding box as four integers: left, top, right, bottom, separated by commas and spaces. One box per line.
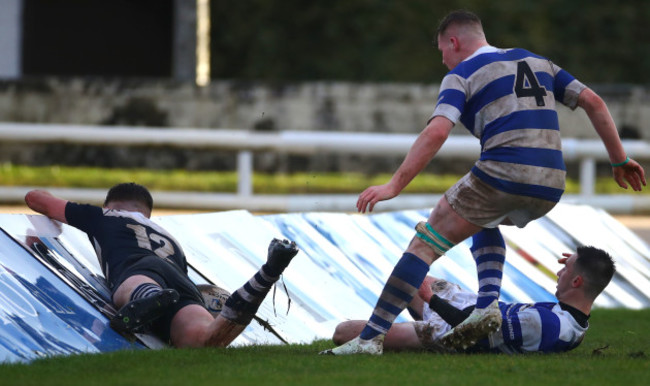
580, 157, 596, 196
237, 150, 253, 196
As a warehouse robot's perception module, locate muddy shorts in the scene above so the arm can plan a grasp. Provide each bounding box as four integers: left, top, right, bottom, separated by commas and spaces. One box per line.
444, 171, 558, 228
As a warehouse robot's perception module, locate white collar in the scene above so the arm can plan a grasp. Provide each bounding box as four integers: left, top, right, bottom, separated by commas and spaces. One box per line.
464, 45, 499, 62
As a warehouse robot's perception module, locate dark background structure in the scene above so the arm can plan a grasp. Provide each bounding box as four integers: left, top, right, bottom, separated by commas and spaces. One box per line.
17, 0, 650, 84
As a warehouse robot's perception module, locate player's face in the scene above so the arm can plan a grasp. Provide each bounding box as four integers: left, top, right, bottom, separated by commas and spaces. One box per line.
555, 252, 578, 298
437, 34, 459, 70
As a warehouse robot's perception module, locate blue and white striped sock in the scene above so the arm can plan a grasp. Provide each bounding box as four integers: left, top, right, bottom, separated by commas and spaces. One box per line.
130, 282, 163, 302
471, 228, 506, 309
220, 264, 279, 325
360, 252, 429, 340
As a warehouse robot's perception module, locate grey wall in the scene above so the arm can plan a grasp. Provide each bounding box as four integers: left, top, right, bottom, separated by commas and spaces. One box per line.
0, 79, 648, 139
0, 79, 648, 175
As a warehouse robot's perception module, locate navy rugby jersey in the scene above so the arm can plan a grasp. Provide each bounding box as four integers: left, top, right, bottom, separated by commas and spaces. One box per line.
432, 46, 587, 203
65, 202, 188, 289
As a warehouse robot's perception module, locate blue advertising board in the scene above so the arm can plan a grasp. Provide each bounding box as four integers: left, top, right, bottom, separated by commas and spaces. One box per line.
0, 203, 648, 363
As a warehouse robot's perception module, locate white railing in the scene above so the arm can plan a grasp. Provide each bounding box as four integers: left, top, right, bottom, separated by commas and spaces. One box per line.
2, 122, 650, 213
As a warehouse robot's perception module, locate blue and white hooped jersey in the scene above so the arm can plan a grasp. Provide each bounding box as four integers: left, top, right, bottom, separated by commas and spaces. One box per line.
421, 282, 588, 354
431, 46, 586, 203
485, 302, 588, 354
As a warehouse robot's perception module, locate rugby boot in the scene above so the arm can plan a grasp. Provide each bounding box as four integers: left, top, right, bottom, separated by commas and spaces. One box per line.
319, 335, 384, 356
440, 299, 501, 350
110, 288, 180, 334
265, 238, 299, 275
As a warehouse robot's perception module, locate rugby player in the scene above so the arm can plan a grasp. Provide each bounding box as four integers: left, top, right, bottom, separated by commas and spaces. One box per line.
330, 246, 615, 354
324, 9, 644, 355
25, 183, 299, 347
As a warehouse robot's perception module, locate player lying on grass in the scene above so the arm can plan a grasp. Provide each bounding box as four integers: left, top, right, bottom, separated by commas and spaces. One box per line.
25, 183, 299, 347
328, 246, 614, 354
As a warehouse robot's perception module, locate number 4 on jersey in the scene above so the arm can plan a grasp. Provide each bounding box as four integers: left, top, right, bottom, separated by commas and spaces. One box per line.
514, 61, 547, 106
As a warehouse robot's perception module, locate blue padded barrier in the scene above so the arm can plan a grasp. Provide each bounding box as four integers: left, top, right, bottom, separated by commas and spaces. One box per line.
0, 203, 648, 363
0, 229, 138, 363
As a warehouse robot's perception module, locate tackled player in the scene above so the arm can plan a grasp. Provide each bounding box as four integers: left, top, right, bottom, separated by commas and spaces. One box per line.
330, 246, 616, 354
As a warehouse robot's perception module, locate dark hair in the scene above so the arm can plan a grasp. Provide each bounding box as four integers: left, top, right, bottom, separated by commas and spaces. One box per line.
574, 246, 616, 299
436, 10, 483, 37
104, 182, 153, 212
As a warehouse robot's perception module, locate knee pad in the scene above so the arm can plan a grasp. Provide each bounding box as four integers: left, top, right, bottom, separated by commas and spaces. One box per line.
415, 221, 455, 256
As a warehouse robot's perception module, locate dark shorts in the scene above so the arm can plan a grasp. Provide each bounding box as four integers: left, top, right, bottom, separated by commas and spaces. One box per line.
113, 255, 205, 343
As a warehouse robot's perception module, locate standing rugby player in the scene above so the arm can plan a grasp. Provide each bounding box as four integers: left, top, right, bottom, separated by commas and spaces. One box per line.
323, 10, 644, 355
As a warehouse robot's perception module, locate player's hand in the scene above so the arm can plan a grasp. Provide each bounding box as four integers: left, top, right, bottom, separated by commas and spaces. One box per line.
558, 252, 572, 264
356, 183, 399, 213
612, 158, 646, 191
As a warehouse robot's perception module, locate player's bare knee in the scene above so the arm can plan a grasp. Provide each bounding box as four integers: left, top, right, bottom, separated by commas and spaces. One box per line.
171, 320, 211, 348
332, 324, 347, 345
332, 321, 365, 345
170, 305, 214, 347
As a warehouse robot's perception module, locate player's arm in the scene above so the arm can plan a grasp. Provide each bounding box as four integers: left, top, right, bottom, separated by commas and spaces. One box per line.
356, 116, 454, 212
24, 190, 69, 224
577, 88, 646, 191
390, 117, 454, 192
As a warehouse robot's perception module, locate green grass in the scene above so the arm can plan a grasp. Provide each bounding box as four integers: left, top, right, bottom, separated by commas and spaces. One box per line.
0, 163, 639, 195
1, 308, 648, 385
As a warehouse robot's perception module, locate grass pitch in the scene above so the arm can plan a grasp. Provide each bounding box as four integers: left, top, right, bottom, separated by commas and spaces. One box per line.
1, 308, 648, 386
